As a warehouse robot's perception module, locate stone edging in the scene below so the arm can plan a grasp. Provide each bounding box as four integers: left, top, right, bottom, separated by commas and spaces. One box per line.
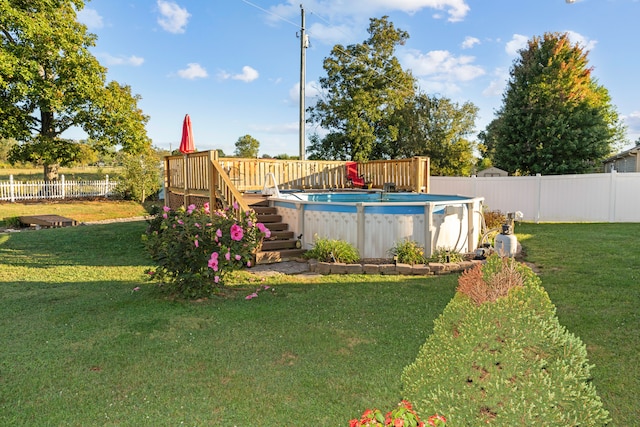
307, 259, 484, 276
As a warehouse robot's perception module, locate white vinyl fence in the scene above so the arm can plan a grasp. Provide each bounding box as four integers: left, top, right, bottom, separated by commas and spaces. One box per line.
0, 175, 118, 202
431, 171, 640, 223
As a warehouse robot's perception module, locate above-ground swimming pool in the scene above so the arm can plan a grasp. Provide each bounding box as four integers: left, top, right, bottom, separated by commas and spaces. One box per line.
268, 190, 484, 259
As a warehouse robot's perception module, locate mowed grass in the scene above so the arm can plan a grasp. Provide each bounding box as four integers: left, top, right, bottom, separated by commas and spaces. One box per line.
0, 221, 458, 426
516, 222, 640, 425
0, 218, 638, 426
0, 199, 151, 226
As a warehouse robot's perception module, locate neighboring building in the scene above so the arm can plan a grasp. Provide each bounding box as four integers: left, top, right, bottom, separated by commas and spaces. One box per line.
603, 146, 640, 172
476, 166, 508, 177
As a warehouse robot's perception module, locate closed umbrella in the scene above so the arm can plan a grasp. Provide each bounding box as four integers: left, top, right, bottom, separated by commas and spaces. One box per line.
179, 114, 195, 207
179, 114, 195, 154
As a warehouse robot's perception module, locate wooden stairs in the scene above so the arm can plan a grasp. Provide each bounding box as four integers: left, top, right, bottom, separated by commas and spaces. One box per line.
244, 195, 306, 264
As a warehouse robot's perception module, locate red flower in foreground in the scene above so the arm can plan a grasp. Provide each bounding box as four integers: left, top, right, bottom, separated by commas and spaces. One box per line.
427, 414, 446, 426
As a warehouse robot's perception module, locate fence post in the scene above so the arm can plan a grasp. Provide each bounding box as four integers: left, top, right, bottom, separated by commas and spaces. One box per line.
61, 175, 65, 199
609, 169, 617, 222
9, 175, 15, 203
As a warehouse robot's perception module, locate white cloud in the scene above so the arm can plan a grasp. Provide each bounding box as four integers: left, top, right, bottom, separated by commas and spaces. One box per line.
623, 111, 640, 137
288, 80, 321, 104
482, 67, 509, 97
99, 53, 144, 67
268, 0, 470, 29
219, 66, 259, 83
461, 36, 480, 49
157, 0, 190, 34
178, 63, 208, 79
565, 30, 597, 51
76, 8, 103, 29
505, 34, 529, 56
402, 49, 485, 82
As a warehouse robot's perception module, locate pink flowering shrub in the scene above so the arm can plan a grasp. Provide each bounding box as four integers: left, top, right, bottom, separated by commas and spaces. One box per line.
143, 202, 269, 298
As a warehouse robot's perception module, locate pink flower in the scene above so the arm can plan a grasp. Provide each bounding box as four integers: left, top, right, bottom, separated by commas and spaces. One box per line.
203, 202, 210, 214
133, 287, 140, 292
245, 292, 258, 300
247, 260, 252, 267
216, 229, 222, 238
225, 251, 231, 261
194, 239, 199, 248
194, 222, 201, 228
177, 219, 184, 225
233, 201, 239, 210
230, 223, 244, 241
187, 204, 196, 214
256, 223, 271, 238
163, 206, 171, 212
208, 252, 219, 271
263, 285, 270, 290
235, 254, 241, 261
214, 276, 220, 283
162, 213, 168, 219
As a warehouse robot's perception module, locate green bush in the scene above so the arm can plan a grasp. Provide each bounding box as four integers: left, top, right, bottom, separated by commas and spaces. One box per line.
401, 255, 610, 426
389, 239, 425, 265
425, 247, 464, 263
304, 235, 359, 264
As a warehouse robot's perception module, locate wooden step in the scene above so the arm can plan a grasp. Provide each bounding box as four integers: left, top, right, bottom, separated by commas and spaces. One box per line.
259, 222, 288, 232
268, 230, 294, 240
255, 248, 306, 264
255, 214, 282, 223
242, 193, 270, 206
261, 239, 301, 251
252, 206, 277, 215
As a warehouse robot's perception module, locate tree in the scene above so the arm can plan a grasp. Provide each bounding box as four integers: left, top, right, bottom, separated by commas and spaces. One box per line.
234, 134, 260, 158
1, 0, 150, 181
307, 16, 415, 161
392, 94, 478, 176
484, 32, 625, 175
116, 147, 161, 203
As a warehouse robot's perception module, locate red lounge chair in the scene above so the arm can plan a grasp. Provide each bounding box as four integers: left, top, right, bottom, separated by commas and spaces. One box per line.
346, 161, 368, 188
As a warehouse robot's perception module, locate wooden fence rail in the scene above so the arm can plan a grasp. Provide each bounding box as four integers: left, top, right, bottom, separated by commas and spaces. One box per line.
163, 152, 430, 210
0, 175, 117, 202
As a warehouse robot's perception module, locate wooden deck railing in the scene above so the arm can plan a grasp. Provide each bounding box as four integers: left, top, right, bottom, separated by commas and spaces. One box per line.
164, 152, 430, 211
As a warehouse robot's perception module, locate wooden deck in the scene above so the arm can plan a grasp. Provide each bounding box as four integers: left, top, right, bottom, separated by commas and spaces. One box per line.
19, 215, 77, 228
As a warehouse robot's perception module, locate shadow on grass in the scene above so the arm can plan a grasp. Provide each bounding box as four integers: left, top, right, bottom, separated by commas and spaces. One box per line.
0, 221, 151, 268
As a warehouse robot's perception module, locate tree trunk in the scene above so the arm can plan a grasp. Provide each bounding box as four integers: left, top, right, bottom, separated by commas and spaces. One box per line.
44, 163, 60, 182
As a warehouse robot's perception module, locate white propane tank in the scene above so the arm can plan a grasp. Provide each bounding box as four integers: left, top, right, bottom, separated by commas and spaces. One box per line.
494, 233, 518, 257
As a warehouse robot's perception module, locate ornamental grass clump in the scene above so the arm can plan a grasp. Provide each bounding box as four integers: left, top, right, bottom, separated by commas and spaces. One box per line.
143, 202, 269, 298
389, 239, 425, 265
401, 255, 610, 426
304, 235, 359, 264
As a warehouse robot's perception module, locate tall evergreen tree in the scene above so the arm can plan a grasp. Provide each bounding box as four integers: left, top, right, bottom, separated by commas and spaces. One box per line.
484, 32, 624, 175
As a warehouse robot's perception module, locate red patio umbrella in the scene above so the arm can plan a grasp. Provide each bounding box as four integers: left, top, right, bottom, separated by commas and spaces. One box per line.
179, 114, 195, 154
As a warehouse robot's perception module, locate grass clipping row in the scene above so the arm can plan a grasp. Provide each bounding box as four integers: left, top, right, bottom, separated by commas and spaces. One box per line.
401, 255, 610, 426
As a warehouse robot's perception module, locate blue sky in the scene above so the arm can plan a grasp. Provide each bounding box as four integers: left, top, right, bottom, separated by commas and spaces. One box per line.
73, 0, 640, 157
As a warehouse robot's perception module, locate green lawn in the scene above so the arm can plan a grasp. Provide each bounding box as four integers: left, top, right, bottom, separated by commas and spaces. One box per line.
0, 220, 638, 426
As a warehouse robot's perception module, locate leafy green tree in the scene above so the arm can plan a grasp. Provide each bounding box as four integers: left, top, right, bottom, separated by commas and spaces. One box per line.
1, 0, 150, 181
392, 94, 478, 176
234, 134, 260, 158
484, 32, 625, 175
307, 16, 415, 161
116, 147, 161, 203
0, 138, 17, 164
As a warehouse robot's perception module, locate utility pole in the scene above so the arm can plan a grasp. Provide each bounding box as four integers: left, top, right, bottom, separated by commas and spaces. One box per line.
299, 4, 308, 160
